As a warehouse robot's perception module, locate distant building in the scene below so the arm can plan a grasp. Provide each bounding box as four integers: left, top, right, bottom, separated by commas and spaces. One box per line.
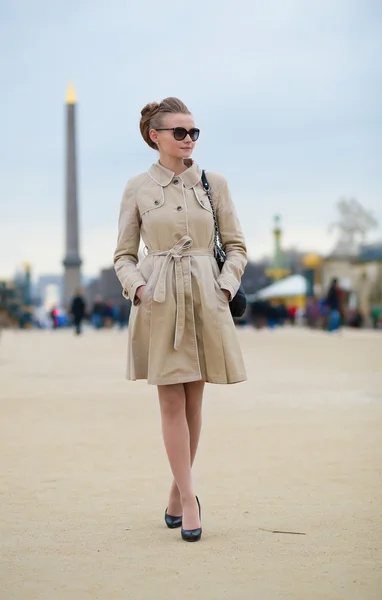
84, 246, 146, 308
85, 267, 122, 308
36, 275, 63, 308
359, 242, 382, 263
241, 261, 272, 295
320, 242, 382, 322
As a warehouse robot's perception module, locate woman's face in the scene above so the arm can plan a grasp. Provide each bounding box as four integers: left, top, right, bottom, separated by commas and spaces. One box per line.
150, 113, 198, 160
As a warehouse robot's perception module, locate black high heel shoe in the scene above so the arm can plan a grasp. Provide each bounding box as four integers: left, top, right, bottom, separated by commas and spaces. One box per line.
164, 508, 182, 529
181, 496, 202, 542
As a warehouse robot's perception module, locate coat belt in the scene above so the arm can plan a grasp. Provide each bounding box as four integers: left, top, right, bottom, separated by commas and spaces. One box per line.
147, 236, 214, 350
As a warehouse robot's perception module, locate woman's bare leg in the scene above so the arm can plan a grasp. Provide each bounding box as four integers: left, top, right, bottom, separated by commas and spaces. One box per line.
167, 380, 205, 517
158, 383, 200, 530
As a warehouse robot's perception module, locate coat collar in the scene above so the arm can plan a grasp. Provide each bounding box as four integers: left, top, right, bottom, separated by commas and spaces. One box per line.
148, 159, 202, 190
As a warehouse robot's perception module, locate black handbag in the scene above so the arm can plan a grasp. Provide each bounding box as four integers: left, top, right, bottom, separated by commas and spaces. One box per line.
201, 170, 247, 319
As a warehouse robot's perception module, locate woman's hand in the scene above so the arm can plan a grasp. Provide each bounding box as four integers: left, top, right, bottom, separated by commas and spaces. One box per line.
222, 289, 230, 301
135, 285, 146, 302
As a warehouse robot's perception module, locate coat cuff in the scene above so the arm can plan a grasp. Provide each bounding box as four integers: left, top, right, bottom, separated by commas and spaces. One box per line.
123, 277, 147, 305
217, 275, 238, 302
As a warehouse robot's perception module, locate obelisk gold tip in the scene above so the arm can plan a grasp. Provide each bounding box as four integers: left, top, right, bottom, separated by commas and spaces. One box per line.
65, 82, 77, 104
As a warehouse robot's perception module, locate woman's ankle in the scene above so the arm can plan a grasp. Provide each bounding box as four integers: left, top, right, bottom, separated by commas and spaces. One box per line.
180, 492, 196, 505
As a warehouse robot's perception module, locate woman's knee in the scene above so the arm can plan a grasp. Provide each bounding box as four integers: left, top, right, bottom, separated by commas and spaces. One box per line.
158, 384, 185, 417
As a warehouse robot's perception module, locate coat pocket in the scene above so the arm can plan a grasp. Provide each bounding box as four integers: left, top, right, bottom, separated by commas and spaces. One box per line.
137, 257, 156, 305
195, 191, 213, 213
214, 278, 229, 302
139, 195, 164, 218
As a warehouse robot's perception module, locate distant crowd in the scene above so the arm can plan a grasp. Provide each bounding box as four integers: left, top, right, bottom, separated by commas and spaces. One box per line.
48, 290, 131, 334
38, 278, 381, 334
241, 278, 381, 331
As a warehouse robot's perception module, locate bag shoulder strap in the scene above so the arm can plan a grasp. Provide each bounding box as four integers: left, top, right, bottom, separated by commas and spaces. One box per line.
201, 170, 225, 258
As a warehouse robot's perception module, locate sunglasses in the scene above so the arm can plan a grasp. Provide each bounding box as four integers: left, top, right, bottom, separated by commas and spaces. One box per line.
155, 127, 200, 142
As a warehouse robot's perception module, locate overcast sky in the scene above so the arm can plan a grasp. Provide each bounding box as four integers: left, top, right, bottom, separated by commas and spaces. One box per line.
1, 0, 381, 278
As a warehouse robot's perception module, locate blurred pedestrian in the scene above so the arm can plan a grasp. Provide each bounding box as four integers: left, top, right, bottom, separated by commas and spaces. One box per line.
370, 305, 381, 329
287, 304, 297, 325
50, 306, 59, 329
103, 300, 114, 328
70, 288, 86, 335
92, 296, 105, 329
117, 300, 131, 330
325, 278, 341, 332
306, 297, 320, 328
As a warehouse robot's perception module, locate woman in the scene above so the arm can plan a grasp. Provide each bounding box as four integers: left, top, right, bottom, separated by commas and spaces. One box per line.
114, 97, 247, 542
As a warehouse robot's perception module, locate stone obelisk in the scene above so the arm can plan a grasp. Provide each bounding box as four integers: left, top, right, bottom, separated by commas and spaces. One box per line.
63, 82, 82, 308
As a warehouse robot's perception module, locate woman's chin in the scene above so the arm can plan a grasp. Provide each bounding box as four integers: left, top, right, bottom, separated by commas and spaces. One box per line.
180, 149, 193, 159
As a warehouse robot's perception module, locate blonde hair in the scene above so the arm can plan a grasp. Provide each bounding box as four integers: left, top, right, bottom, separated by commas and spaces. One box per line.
140, 97, 191, 150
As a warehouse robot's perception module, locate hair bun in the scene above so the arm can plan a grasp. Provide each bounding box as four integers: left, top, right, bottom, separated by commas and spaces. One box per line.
141, 102, 160, 118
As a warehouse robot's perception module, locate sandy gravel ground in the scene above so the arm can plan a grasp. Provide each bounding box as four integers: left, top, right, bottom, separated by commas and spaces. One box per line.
0, 326, 381, 600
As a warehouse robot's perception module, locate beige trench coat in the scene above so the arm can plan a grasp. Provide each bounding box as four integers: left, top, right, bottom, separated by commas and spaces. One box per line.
113, 159, 247, 385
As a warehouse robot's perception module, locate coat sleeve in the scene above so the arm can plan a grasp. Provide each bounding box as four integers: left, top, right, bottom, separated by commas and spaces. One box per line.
113, 182, 147, 303
214, 176, 247, 300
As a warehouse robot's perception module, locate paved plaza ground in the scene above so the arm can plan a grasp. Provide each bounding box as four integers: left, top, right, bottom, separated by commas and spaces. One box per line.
1, 326, 381, 599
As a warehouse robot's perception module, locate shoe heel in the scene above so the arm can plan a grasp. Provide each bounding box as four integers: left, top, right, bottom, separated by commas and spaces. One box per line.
181, 496, 202, 542
164, 509, 182, 529
196, 495, 201, 519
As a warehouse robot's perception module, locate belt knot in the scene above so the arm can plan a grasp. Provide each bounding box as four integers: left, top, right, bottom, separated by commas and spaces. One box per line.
147, 236, 213, 350
152, 235, 193, 350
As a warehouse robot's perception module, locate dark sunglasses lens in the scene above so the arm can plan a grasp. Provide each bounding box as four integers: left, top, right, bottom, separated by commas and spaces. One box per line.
173, 127, 200, 141
189, 128, 200, 141
173, 128, 188, 140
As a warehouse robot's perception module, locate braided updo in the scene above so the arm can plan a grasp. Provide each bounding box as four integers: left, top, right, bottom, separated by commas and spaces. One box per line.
140, 97, 191, 150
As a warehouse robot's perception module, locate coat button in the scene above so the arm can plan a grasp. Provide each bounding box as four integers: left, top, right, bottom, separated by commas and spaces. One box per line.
154, 200, 160, 205
173, 179, 179, 184
177, 206, 183, 211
